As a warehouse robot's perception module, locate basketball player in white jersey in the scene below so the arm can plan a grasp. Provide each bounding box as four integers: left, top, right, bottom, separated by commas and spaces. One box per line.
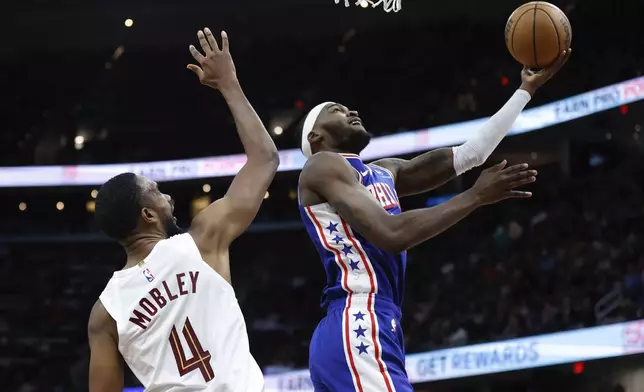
88, 29, 277, 392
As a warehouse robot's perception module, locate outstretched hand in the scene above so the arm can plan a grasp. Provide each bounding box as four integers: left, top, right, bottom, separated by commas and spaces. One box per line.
187, 28, 238, 90
470, 160, 538, 206
520, 48, 572, 96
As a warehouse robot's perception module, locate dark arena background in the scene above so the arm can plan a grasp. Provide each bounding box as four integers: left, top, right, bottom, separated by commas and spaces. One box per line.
3, 0, 644, 391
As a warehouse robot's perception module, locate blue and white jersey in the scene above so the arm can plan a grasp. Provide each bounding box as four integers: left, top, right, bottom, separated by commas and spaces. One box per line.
299, 153, 407, 310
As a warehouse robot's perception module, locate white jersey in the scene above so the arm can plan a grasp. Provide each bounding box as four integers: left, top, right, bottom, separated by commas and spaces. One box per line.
99, 233, 264, 392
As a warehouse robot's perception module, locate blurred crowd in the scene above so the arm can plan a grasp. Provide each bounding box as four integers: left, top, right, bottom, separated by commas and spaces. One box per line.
402, 161, 644, 352
1, 6, 642, 167
2, 155, 643, 391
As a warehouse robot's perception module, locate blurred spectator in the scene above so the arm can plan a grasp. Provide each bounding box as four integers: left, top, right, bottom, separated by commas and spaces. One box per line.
1, 156, 642, 390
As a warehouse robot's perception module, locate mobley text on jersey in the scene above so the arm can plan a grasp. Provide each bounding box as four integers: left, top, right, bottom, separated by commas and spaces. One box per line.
129, 271, 200, 330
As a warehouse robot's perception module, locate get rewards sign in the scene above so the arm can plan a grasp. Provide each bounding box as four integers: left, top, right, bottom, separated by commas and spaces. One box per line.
406, 320, 644, 382
263, 320, 644, 390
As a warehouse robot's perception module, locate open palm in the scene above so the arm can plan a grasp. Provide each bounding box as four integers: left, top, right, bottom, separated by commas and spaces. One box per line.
187, 28, 238, 90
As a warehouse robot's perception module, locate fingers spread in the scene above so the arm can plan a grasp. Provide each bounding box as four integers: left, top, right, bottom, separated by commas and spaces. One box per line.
186, 64, 204, 79
505, 169, 538, 181
561, 47, 572, 66
508, 175, 537, 189
485, 160, 507, 173
502, 163, 529, 175
204, 28, 221, 53
197, 30, 213, 55
507, 190, 533, 198
522, 66, 535, 77
189, 45, 205, 63
221, 31, 229, 52
546, 48, 571, 75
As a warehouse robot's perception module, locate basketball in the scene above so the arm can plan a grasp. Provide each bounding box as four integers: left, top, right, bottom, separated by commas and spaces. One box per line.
505, 2, 572, 69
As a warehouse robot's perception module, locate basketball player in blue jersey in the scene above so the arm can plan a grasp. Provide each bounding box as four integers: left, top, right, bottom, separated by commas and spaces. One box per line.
297, 49, 570, 391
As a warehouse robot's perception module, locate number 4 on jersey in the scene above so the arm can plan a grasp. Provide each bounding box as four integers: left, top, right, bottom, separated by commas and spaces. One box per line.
169, 317, 215, 382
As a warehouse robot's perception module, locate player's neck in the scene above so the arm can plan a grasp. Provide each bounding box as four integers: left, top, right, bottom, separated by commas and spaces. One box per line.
322, 147, 361, 158
121, 232, 165, 269
335, 150, 360, 158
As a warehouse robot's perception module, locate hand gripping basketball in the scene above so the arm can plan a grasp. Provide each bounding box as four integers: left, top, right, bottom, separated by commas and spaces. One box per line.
187, 29, 238, 90
470, 161, 538, 206
519, 48, 572, 96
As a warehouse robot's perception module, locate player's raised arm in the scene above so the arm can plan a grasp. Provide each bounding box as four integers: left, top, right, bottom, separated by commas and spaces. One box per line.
372, 49, 571, 198
301, 152, 537, 253
186, 30, 279, 265
88, 301, 124, 392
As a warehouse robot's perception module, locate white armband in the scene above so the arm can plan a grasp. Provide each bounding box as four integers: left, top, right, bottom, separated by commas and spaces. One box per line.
452, 89, 531, 175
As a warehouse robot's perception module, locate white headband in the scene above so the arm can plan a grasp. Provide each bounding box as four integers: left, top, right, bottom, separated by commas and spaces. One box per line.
301, 101, 335, 158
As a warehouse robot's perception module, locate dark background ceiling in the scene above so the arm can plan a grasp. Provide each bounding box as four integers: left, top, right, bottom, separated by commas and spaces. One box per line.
2, 0, 608, 53
1, 0, 640, 167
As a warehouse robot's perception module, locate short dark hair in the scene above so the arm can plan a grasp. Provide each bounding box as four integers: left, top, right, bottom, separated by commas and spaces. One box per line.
95, 172, 143, 240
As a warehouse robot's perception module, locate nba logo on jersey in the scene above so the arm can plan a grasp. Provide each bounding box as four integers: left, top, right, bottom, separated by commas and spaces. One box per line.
391, 318, 397, 333
143, 268, 155, 282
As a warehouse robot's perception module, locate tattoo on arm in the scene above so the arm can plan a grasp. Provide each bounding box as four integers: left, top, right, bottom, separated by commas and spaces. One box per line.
408, 148, 456, 183
376, 148, 456, 197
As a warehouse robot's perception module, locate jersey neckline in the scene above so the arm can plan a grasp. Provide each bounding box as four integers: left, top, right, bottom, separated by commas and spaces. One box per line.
112, 239, 163, 279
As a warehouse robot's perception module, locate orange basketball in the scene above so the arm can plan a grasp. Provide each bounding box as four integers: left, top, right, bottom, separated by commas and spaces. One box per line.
505, 2, 572, 69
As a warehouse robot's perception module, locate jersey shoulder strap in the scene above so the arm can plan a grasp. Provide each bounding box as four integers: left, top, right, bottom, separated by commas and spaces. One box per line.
98, 234, 202, 320
158, 233, 203, 262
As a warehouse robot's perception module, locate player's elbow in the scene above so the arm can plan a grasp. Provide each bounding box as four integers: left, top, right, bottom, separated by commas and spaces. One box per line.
248, 150, 280, 171
390, 233, 414, 253
453, 143, 485, 172
267, 150, 280, 170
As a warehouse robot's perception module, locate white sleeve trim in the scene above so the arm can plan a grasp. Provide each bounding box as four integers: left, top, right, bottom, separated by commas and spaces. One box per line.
452, 89, 531, 175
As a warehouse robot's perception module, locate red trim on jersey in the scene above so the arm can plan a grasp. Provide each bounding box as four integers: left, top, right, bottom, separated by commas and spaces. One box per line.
341, 219, 395, 392
305, 207, 364, 392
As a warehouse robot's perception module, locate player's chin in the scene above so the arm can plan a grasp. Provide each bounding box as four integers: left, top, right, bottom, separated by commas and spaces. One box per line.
352, 123, 367, 133
351, 126, 372, 141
